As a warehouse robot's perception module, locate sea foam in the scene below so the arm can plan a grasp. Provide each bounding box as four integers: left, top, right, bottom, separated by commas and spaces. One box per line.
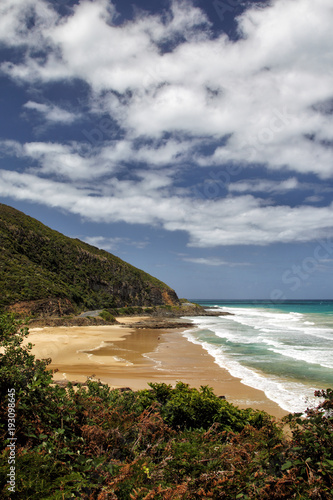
183, 302, 333, 414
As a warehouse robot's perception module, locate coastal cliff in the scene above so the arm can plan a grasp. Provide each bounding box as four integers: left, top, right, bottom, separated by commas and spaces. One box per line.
0, 203, 179, 314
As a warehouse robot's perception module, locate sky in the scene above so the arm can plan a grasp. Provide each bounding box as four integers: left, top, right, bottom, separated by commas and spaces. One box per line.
0, 0, 333, 300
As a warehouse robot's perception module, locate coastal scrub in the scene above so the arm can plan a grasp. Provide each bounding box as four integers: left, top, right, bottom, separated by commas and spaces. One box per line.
0, 313, 332, 499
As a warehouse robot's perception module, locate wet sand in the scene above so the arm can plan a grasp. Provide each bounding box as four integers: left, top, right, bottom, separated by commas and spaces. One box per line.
26, 317, 288, 419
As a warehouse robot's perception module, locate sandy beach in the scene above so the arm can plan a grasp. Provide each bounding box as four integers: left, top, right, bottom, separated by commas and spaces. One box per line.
25, 317, 288, 419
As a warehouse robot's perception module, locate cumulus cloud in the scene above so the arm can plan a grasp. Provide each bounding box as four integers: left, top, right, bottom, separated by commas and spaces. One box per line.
23, 101, 80, 124
1, 168, 333, 247
2, 0, 332, 176
1, 0, 333, 247
0, 0, 57, 47
0, 138, 193, 181
0, 140, 116, 180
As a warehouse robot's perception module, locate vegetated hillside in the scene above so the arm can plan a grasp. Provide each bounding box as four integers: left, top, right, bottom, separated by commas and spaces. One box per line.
0, 204, 179, 312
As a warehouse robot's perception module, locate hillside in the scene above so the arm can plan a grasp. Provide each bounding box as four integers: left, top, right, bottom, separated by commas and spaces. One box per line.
0, 204, 179, 313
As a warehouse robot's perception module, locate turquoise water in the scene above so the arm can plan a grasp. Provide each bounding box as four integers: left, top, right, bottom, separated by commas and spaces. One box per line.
183, 300, 333, 413
196, 299, 333, 315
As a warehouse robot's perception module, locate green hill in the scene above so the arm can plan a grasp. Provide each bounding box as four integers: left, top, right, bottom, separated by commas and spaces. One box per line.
0, 204, 179, 313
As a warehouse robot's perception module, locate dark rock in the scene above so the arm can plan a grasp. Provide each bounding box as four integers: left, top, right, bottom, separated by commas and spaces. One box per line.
123, 318, 195, 330
8, 298, 76, 318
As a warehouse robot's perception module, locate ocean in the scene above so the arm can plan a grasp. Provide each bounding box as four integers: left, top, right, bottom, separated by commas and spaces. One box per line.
184, 300, 333, 414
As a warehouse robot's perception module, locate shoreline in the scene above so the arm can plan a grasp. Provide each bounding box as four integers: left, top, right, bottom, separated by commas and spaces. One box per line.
25, 317, 288, 419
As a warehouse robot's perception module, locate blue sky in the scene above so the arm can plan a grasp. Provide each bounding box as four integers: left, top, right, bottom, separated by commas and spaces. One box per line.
1, 0, 333, 300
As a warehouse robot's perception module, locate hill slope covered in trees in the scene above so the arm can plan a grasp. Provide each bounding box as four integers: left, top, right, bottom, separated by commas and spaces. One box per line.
0, 204, 179, 313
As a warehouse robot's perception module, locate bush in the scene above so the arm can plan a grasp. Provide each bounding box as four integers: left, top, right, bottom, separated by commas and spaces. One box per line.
98, 309, 116, 322
141, 382, 271, 433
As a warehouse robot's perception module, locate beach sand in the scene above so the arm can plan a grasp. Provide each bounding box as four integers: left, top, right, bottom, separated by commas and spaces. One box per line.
25, 317, 288, 419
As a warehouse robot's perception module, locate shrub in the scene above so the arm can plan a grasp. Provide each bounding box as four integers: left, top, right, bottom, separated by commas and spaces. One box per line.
138, 382, 273, 434
99, 309, 116, 322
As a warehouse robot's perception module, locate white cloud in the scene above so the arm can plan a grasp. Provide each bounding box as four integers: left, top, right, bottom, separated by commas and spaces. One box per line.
0, 138, 194, 181
0, 170, 83, 208
227, 178, 333, 197
304, 195, 324, 204
183, 257, 250, 266
228, 178, 300, 194
52, 0, 333, 176
0, 0, 57, 47
82, 235, 149, 251
8, 141, 117, 180
24, 101, 79, 124
1, 168, 333, 248
205, 131, 333, 179
3, 0, 209, 91
1, 0, 333, 178
1, 0, 333, 249
0, 140, 24, 157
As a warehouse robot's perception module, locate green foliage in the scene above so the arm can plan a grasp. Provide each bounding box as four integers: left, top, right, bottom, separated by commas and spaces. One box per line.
106, 306, 156, 316
280, 388, 333, 498
0, 203, 177, 311
0, 313, 332, 499
142, 382, 272, 433
98, 309, 116, 322
0, 313, 52, 396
